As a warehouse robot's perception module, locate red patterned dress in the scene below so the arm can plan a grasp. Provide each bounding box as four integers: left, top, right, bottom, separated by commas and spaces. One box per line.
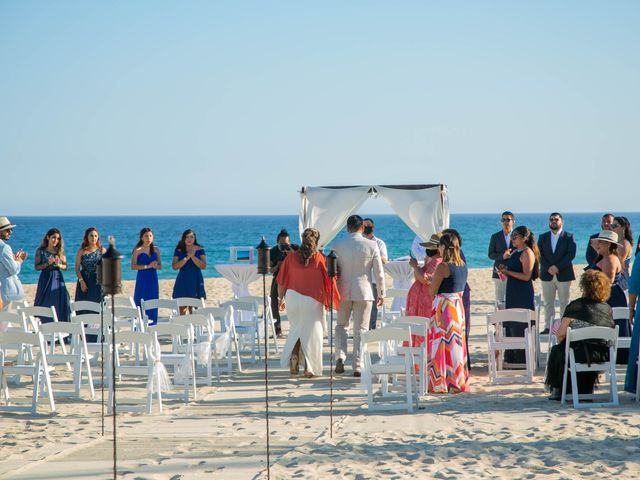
405, 257, 442, 347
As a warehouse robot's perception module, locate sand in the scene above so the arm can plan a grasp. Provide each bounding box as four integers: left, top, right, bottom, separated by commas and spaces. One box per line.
1, 266, 639, 480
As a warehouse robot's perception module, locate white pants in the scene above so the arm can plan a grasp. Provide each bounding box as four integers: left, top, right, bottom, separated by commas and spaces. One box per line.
335, 300, 372, 370
541, 278, 572, 328
493, 278, 507, 308
279, 290, 324, 376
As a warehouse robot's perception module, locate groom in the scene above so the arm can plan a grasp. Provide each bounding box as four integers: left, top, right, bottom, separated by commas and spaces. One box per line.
333, 215, 385, 377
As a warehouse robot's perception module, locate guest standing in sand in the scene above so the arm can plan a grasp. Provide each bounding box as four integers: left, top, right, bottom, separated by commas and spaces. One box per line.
428, 233, 469, 393
488, 211, 515, 309
277, 228, 339, 378
586, 213, 614, 265
74, 227, 105, 305
612, 216, 633, 291
172, 229, 206, 314
586, 231, 627, 308
0, 217, 27, 311
545, 270, 614, 400
132, 227, 161, 325
497, 225, 539, 365
34, 228, 71, 322
363, 217, 388, 330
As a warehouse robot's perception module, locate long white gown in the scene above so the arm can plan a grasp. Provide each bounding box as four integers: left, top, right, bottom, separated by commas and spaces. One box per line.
279, 289, 325, 375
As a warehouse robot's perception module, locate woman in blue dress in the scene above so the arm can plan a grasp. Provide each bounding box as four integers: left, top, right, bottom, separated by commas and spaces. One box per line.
74, 227, 106, 304
34, 228, 71, 323
172, 229, 206, 314
497, 225, 539, 364
132, 227, 161, 325
625, 252, 640, 394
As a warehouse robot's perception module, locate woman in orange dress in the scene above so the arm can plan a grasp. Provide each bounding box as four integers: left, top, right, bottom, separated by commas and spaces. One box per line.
277, 228, 339, 378
405, 232, 442, 346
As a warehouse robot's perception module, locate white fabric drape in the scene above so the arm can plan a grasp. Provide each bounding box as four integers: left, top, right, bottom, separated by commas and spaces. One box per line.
384, 260, 414, 311
214, 264, 260, 298
299, 186, 371, 249
375, 185, 449, 241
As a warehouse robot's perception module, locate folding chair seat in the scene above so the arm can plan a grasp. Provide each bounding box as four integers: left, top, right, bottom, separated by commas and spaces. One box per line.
148, 323, 195, 403
486, 309, 534, 384
0, 330, 55, 414
561, 326, 619, 409
107, 330, 169, 414
39, 321, 95, 399
197, 306, 241, 374
361, 325, 420, 412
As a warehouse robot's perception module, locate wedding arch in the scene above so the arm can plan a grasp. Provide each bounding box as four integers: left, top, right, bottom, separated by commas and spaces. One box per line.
299, 184, 449, 249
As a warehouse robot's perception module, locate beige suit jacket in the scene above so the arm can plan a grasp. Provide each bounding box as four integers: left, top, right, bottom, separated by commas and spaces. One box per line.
333, 232, 385, 301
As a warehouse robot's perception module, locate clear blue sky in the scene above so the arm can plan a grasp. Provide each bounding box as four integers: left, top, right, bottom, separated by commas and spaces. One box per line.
1, 1, 638, 215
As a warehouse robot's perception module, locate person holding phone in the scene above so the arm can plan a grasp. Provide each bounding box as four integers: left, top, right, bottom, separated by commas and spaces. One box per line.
488, 211, 515, 308
0, 217, 26, 311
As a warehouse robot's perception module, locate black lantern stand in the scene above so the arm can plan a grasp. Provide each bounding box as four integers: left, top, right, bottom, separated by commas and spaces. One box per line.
326, 249, 338, 438
256, 236, 271, 480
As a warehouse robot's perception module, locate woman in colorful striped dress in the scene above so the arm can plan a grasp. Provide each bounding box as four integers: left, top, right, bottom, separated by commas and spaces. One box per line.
428, 233, 469, 393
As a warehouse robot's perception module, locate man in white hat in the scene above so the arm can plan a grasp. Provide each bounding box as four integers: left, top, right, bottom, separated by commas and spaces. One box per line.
0, 217, 27, 311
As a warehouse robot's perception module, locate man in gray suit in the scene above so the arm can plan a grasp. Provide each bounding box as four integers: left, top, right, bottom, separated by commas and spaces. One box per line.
333, 215, 385, 377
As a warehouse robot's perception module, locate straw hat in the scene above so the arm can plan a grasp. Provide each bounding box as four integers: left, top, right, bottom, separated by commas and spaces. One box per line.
420, 232, 443, 250
595, 230, 621, 246
0, 217, 16, 232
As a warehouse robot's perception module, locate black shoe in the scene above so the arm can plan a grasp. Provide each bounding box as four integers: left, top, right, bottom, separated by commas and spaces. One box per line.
548, 388, 561, 401
335, 358, 345, 374
353, 369, 361, 378
541, 328, 550, 335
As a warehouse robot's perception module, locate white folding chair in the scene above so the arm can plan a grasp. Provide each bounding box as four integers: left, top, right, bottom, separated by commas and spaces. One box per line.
391, 315, 430, 396
220, 300, 260, 363
141, 298, 179, 324
361, 325, 420, 412
107, 330, 168, 414
486, 309, 534, 384
148, 323, 195, 403
237, 295, 279, 353
0, 311, 29, 333
18, 305, 70, 358
197, 306, 241, 374
0, 331, 56, 414
380, 288, 410, 327
70, 300, 101, 315
39, 321, 95, 399
170, 313, 219, 384
173, 297, 206, 312
612, 307, 631, 368
561, 326, 619, 409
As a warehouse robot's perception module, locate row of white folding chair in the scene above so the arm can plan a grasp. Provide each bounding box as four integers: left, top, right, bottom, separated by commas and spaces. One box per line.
0, 330, 56, 414
139, 297, 205, 325
486, 309, 534, 384
561, 325, 619, 408
361, 324, 420, 412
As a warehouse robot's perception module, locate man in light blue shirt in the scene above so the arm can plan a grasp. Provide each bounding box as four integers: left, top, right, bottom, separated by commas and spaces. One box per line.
0, 217, 27, 310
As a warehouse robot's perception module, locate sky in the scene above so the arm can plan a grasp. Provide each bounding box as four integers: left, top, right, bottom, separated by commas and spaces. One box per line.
1, 1, 638, 216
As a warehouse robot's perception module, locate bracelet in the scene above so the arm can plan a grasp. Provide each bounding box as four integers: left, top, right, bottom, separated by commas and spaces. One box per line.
78, 278, 84, 283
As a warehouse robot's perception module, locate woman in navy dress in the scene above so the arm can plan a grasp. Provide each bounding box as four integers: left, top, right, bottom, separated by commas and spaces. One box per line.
74, 227, 106, 304
34, 228, 71, 323
172, 229, 206, 313
497, 226, 539, 364
624, 251, 640, 393
132, 227, 161, 325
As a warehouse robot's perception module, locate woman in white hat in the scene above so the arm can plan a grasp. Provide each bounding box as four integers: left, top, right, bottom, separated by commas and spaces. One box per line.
0, 217, 27, 311
588, 230, 627, 308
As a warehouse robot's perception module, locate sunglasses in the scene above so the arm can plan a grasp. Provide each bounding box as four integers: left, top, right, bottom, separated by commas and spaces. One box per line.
501, 218, 513, 223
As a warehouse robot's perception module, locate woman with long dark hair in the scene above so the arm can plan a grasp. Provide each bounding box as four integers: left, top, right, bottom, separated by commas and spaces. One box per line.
277, 228, 339, 378
428, 233, 469, 393
497, 225, 540, 364
34, 228, 71, 322
172, 229, 206, 312
612, 216, 633, 292
132, 227, 161, 325
74, 227, 106, 304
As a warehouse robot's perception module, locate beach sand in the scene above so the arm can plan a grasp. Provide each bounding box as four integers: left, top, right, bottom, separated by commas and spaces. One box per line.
2, 266, 639, 479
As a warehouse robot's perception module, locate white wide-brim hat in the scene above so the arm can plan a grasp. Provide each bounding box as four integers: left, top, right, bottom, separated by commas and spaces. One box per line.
595, 230, 621, 246
0, 217, 16, 232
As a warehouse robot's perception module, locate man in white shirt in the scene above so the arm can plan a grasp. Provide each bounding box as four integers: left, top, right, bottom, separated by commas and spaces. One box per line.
363, 218, 388, 330
0, 217, 27, 311
333, 215, 385, 377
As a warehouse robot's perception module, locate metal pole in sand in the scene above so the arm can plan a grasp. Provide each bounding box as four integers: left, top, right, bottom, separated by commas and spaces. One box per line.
257, 237, 271, 479
327, 249, 338, 438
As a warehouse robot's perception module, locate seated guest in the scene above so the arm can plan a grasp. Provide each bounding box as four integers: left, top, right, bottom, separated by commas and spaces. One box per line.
277, 228, 339, 378
545, 270, 615, 400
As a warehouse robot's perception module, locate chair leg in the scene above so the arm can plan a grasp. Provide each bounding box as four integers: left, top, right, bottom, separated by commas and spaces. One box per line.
569, 352, 580, 408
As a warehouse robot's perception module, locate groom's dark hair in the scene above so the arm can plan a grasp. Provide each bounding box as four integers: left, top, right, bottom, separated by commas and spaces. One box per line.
347, 215, 363, 232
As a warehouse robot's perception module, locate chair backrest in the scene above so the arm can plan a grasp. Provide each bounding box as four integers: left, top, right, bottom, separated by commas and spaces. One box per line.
109, 306, 142, 319
487, 309, 531, 327
173, 297, 206, 309
220, 300, 258, 314
196, 306, 233, 333
0, 330, 46, 349
362, 325, 412, 346
141, 298, 179, 315
19, 305, 58, 322
39, 321, 83, 337
149, 322, 194, 341
612, 307, 630, 320
566, 325, 618, 344
105, 295, 135, 308
392, 318, 427, 337
171, 314, 210, 328
70, 301, 101, 315
0, 311, 28, 332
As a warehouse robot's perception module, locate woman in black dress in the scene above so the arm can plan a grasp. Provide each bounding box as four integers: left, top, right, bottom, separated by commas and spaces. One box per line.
497, 225, 540, 364
545, 270, 615, 400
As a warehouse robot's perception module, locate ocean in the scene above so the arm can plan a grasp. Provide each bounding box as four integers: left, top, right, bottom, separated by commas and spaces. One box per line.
7, 213, 640, 285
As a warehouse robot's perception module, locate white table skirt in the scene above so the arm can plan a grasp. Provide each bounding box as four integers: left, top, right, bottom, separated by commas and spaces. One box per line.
215, 264, 261, 298
384, 260, 415, 311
